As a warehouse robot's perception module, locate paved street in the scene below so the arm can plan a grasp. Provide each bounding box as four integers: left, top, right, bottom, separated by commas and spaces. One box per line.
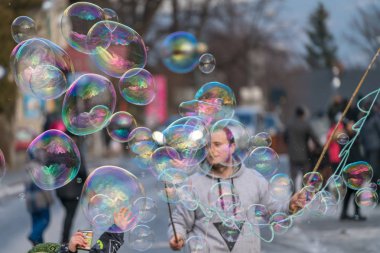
1, 154, 380, 253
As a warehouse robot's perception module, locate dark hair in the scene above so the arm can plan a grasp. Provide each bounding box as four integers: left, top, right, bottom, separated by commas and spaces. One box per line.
222, 127, 235, 145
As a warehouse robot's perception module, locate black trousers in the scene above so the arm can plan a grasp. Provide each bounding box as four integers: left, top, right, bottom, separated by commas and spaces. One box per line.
59, 198, 79, 243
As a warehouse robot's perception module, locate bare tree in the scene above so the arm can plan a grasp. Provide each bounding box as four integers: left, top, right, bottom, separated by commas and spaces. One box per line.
348, 4, 380, 60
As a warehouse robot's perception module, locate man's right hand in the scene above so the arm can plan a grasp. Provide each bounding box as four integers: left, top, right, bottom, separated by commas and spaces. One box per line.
169, 235, 185, 251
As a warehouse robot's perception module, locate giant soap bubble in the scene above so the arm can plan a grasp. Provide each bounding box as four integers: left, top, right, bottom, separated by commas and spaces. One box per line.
61, 2, 106, 54
10, 38, 74, 100
160, 32, 200, 74
62, 73, 116, 136
88, 21, 147, 77
81, 166, 144, 233
27, 130, 81, 190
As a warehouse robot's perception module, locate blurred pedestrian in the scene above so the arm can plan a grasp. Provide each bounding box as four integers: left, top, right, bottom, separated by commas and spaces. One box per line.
25, 180, 53, 245
56, 131, 88, 243
285, 106, 321, 190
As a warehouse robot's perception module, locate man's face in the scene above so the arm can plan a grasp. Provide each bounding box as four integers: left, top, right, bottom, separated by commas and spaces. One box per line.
207, 130, 235, 165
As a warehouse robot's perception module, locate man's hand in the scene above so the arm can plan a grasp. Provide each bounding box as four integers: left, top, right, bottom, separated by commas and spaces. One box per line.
114, 207, 133, 230
289, 190, 311, 214
68, 232, 87, 252
169, 235, 185, 251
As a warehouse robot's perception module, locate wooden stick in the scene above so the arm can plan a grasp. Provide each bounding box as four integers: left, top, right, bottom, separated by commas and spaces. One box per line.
164, 182, 178, 243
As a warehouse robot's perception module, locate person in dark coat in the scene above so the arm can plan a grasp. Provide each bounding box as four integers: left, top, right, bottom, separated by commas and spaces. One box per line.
285, 106, 321, 190
56, 133, 88, 243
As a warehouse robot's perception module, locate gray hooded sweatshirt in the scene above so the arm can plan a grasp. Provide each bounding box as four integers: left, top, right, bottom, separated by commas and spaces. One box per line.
168, 163, 288, 253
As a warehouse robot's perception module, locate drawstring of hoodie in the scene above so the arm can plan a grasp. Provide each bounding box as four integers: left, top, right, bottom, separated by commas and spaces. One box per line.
217, 178, 237, 216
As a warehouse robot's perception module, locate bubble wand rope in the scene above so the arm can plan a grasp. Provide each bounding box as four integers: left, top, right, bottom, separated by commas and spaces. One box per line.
164, 182, 179, 243
312, 48, 380, 174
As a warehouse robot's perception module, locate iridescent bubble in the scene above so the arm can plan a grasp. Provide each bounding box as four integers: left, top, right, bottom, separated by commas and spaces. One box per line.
269, 173, 294, 200
128, 127, 157, 158
246, 204, 270, 225
250, 132, 272, 148
10, 38, 74, 99
194, 82, 236, 122
377, 179, 380, 185
244, 147, 279, 179
76, 178, 82, 184
88, 21, 147, 77
133, 197, 158, 223
303, 172, 324, 192
61, 2, 106, 54
103, 8, 118, 23
179, 100, 222, 125
11, 16, 36, 43
128, 225, 155, 252
119, 68, 156, 105
269, 212, 292, 234
326, 175, 347, 203
337, 133, 349, 145
177, 185, 200, 211
199, 53, 216, 74
160, 32, 200, 74
164, 117, 209, 150
27, 130, 81, 190
81, 166, 144, 233
0, 149, 6, 183
185, 236, 209, 253
62, 74, 116, 136
151, 146, 181, 177
210, 119, 250, 167
106, 111, 136, 143
355, 188, 378, 208
342, 161, 373, 190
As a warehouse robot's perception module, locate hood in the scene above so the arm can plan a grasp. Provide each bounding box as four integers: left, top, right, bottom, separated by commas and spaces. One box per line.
199, 160, 245, 179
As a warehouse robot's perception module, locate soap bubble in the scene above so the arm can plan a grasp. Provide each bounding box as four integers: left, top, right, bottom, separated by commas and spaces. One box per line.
119, 68, 156, 105
160, 32, 200, 74
194, 82, 236, 122
61, 2, 106, 54
342, 161, 373, 190
128, 225, 155, 252
245, 147, 279, 179
199, 53, 216, 74
128, 127, 157, 158
27, 130, 81, 190
133, 197, 158, 223
81, 166, 144, 233
106, 111, 137, 143
355, 188, 378, 208
88, 21, 147, 77
10, 38, 74, 100
269, 173, 294, 200
185, 236, 209, 253
303, 172, 323, 192
62, 73, 116, 136
11, 16, 37, 43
